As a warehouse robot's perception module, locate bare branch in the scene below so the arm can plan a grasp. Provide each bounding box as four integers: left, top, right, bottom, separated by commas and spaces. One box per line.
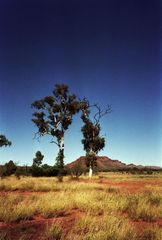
93, 104, 111, 125
50, 140, 59, 146
33, 132, 41, 142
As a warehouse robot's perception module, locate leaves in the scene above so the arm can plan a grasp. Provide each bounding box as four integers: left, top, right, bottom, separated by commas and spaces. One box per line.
31, 100, 45, 109
81, 103, 108, 169
33, 151, 44, 167
0, 135, 12, 147
31, 84, 81, 169
32, 84, 80, 139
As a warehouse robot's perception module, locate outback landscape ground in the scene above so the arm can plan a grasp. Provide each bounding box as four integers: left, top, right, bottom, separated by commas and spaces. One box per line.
0, 173, 162, 240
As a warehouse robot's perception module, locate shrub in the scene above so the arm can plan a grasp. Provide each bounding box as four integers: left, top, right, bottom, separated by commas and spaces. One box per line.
42, 165, 59, 177
31, 165, 43, 177
68, 162, 85, 179
0, 161, 17, 177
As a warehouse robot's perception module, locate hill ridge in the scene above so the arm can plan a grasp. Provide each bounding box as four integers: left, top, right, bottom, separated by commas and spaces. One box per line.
66, 156, 161, 170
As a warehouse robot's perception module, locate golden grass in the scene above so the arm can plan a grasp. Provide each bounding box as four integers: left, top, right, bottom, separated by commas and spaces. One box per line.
123, 190, 162, 222
141, 227, 162, 240
0, 173, 162, 239
66, 214, 137, 240
45, 222, 63, 240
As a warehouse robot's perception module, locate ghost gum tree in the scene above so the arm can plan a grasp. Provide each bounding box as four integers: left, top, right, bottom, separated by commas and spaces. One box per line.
31, 84, 80, 177
81, 99, 111, 178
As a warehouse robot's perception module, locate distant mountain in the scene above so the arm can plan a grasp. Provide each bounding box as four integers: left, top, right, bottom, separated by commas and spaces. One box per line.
66, 156, 161, 171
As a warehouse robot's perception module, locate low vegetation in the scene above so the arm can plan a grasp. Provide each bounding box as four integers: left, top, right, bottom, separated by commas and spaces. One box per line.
0, 173, 162, 240
45, 222, 63, 240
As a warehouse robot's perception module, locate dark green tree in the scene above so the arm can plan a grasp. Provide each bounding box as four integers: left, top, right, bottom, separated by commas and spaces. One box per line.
31, 84, 80, 178
0, 135, 12, 147
0, 160, 17, 177
33, 151, 44, 167
81, 99, 111, 178
31, 151, 44, 177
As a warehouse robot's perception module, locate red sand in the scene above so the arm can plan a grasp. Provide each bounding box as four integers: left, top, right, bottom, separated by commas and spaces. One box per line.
0, 179, 162, 239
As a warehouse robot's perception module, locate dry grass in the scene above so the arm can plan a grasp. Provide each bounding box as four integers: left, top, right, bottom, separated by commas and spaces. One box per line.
0, 173, 162, 239
45, 222, 63, 240
141, 227, 162, 240
123, 190, 162, 222
67, 214, 137, 240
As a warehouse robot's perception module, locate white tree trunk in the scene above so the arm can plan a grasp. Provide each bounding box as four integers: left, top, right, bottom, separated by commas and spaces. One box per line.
89, 165, 92, 178
58, 135, 64, 169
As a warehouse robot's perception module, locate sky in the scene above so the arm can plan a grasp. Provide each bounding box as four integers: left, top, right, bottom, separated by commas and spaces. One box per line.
0, 0, 161, 167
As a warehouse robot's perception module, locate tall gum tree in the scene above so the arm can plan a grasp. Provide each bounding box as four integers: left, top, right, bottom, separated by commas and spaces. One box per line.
31, 84, 80, 174
81, 99, 111, 178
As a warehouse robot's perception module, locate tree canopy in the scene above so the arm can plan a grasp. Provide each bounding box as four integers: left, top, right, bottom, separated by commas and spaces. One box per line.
32, 84, 80, 171
33, 151, 44, 167
0, 135, 12, 148
81, 100, 111, 177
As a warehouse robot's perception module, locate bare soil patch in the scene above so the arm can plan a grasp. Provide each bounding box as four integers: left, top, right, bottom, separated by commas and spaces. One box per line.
0, 209, 80, 240
98, 179, 162, 193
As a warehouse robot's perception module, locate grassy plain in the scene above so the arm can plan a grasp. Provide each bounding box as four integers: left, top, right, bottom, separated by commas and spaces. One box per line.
0, 173, 162, 240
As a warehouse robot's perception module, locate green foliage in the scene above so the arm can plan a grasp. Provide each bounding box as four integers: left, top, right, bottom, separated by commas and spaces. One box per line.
41, 164, 59, 177
33, 151, 44, 167
85, 152, 97, 169
31, 165, 43, 177
81, 100, 107, 172
32, 84, 80, 139
31, 163, 60, 177
55, 149, 64, 169
81, 121, 105, 154
31, 151, 44, 176
15, 166, 31, 178
0, 160, 17, 177
31, 84, 81, 173
0, 135, 11, 147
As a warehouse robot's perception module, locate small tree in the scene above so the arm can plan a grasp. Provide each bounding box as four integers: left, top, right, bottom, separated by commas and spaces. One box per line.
31, 151, 44, 177
81, 99, 111, 178
33, 151, 44, 167
69, 161, 85, 179
0, 160, 17, 177
32, 84, 80, 179
0, 135, 11, 147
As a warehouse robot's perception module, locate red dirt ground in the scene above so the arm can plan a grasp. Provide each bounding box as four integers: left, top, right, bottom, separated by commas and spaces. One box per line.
98, 179, 162, 193
0, 210, 80, 240
0, 179, 162, 239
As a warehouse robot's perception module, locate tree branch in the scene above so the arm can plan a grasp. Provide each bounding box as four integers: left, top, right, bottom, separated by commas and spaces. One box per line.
50, 140, 59, 146
93, 104, 112, 125
33, 132, 41, 142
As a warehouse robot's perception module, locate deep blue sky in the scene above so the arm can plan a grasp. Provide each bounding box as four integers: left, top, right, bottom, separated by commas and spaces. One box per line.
0, 0, 161, 166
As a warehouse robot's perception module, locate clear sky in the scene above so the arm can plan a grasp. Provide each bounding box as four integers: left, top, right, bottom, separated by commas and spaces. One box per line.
0, 0, 161, 167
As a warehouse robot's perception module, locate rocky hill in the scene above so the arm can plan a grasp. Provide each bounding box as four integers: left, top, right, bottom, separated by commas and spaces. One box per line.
66, 156, 161, 171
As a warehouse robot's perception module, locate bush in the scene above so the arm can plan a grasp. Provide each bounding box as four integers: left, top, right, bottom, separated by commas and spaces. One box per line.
15, 166, 31, 178
0, 161, 17, 177
68, 162, 85, 179
42, 165, 59, 177
31, 165, 43, 177
31, 164, 60, 177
